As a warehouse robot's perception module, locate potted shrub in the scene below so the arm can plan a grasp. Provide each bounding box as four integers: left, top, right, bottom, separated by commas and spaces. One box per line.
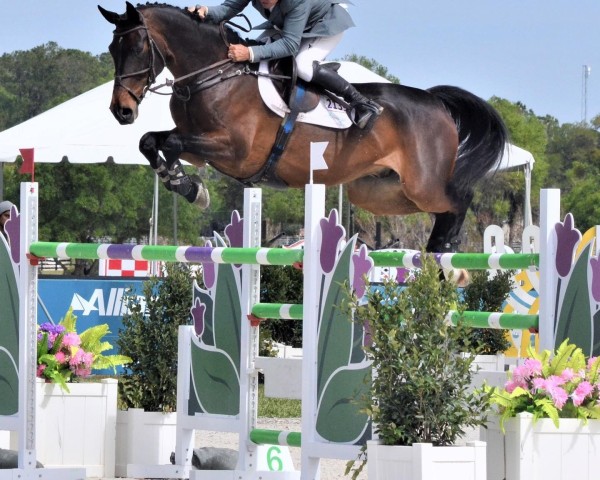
461, 269, 513, 362
347, 253, 490, 480
115, 262, 196, 475
483, 339, 600, 480
11, 309, 131, 476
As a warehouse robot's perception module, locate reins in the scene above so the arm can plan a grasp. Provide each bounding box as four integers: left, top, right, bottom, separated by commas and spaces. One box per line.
112, 7, 291, 103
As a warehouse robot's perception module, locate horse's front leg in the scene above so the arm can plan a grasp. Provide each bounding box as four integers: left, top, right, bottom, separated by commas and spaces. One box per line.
139, 130, 210, 208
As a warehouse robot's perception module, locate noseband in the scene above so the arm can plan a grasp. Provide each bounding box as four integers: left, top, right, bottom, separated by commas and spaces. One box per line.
112, 19, 166, 105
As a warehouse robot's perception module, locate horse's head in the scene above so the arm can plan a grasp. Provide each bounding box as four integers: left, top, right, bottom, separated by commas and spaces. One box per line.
98, 2, 166, 124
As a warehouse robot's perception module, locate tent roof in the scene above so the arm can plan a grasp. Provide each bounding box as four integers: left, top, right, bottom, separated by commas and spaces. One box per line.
0, 71, 175, 165
498, 143, 535, 171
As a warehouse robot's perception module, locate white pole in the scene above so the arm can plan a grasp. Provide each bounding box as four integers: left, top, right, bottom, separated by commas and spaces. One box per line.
300, 183, 326, 479
538, 188, 561, 352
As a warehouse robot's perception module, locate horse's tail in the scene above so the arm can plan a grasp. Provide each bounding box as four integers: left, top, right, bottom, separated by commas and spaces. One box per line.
428, 85, 508, 198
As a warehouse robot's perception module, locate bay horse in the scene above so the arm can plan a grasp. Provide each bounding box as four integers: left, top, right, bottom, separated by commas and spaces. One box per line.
98, 2, 508, 252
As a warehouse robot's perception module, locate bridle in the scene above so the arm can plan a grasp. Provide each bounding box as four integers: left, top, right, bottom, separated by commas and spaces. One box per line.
111, 9, 238, 105
111, 7, 291, 104
111, 19, 166, 105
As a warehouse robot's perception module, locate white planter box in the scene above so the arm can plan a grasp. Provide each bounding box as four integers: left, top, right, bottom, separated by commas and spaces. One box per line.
10, 378, 117, 477
483, 412, 600, 480
367, 440, 486, 480
472, 354, 505, 371
254, 357, 302, 399
115, 408, 177, 476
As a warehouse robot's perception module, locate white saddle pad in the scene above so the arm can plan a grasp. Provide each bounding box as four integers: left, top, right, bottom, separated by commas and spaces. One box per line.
257, 61, 390, 130
257, 62, 350, 129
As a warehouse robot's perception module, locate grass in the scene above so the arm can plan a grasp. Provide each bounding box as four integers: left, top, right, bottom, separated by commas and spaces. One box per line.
258, 384, 301, 418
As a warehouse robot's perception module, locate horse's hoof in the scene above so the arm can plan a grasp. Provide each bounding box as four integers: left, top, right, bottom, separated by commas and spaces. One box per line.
190, 175, 210, 209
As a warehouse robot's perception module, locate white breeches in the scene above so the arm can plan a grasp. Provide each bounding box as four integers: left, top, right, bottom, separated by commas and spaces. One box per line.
295, 32, 344, 81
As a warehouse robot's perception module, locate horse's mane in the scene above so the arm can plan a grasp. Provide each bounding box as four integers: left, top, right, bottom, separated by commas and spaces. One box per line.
136, 2, 246, 45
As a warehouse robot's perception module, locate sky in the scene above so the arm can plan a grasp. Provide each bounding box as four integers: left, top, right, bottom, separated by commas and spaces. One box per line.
1, 0, 599, 125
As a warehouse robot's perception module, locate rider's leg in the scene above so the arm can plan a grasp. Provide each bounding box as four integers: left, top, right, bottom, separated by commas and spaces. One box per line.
296, 34, 383, 130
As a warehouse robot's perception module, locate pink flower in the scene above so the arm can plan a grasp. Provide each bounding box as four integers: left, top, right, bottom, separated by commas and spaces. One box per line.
36, 364, 46, 377
546, 375, 566, 388
572, 381, 594, 406
505, 379, 528, 394
588, 357, 598, 369
62, 332, 81, 347
523, 358, 543, 377
560, 368, 576, 382
532, 377, 547, 392
55, 352, 67, 364
549, 386, 569, 409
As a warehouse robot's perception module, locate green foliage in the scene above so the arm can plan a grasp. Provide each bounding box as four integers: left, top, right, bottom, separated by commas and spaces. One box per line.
460, 270, 513, 354
259, 265, 304, 347
0, 42, 113, 130
486, 340, 600, 430
355, 254, 490, 447
117, 263, 196, 412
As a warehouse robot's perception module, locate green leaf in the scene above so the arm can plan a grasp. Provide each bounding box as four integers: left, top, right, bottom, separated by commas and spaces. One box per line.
555, 244, 593, 355
211, 263, 241, 376
190, 339, 240, 416
317, 239, 355, 398
0, 239, 19, 415
316, 365, 371, 443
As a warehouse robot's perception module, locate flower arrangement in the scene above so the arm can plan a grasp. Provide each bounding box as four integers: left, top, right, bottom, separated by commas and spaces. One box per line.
487, 339, 600, 429
37, 309, 131, 392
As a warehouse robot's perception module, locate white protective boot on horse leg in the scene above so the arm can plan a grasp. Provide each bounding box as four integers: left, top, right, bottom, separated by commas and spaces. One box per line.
168, 162, 210, 209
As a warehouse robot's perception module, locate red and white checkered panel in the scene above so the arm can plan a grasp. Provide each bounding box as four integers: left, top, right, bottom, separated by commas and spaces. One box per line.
99, 258, 150, 277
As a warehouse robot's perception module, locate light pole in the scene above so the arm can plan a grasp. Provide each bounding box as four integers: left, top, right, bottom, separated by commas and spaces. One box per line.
582, 65, 591, 123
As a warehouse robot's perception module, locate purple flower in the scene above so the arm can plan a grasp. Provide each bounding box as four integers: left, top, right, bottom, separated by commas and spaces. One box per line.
351, 245, 373, 298
190, 298, 206, 337
224, 211, 243, 248
555, 214, 580, 277
590, 257, 600, 303
39, 323, 65, 335
319, 210, 344, 273
202, 240, 215, 288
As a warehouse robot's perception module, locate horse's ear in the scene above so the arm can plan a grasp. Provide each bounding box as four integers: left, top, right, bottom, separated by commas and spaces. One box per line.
125, 1, 143, 22
98, 5, 120, 24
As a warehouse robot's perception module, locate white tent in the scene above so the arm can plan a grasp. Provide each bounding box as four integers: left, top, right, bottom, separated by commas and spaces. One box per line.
496, 144, 536, 227
0, 72, 174, 165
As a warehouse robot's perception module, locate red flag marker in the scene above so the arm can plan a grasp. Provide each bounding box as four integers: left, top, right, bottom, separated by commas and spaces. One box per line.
18, 148, 35, 181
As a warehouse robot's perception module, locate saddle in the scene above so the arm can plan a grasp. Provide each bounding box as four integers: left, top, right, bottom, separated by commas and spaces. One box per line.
255, 59, 352, 129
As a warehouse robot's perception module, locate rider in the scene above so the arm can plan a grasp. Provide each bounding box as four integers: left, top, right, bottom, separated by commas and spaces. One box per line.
188, 0, 383, 130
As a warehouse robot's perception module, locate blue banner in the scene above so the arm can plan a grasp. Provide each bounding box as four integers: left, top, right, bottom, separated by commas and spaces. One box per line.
38, 278, 146, 373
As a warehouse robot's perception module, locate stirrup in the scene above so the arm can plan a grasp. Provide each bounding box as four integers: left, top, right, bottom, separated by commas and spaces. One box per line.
351, 100, 384, 130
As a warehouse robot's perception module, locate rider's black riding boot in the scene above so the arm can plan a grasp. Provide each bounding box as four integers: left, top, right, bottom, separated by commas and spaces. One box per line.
311, 61, 383, 130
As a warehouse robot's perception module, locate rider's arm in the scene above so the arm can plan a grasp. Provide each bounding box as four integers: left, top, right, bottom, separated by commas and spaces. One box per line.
204, 0, 251, 23
248, 2, 311, 62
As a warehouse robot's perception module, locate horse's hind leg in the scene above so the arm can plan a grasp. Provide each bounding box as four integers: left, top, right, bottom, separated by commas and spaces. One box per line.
426, 191, 473, 252
139, 131, 210, 208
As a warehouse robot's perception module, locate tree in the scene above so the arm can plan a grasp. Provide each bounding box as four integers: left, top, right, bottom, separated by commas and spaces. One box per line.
0, 43, 113, 130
